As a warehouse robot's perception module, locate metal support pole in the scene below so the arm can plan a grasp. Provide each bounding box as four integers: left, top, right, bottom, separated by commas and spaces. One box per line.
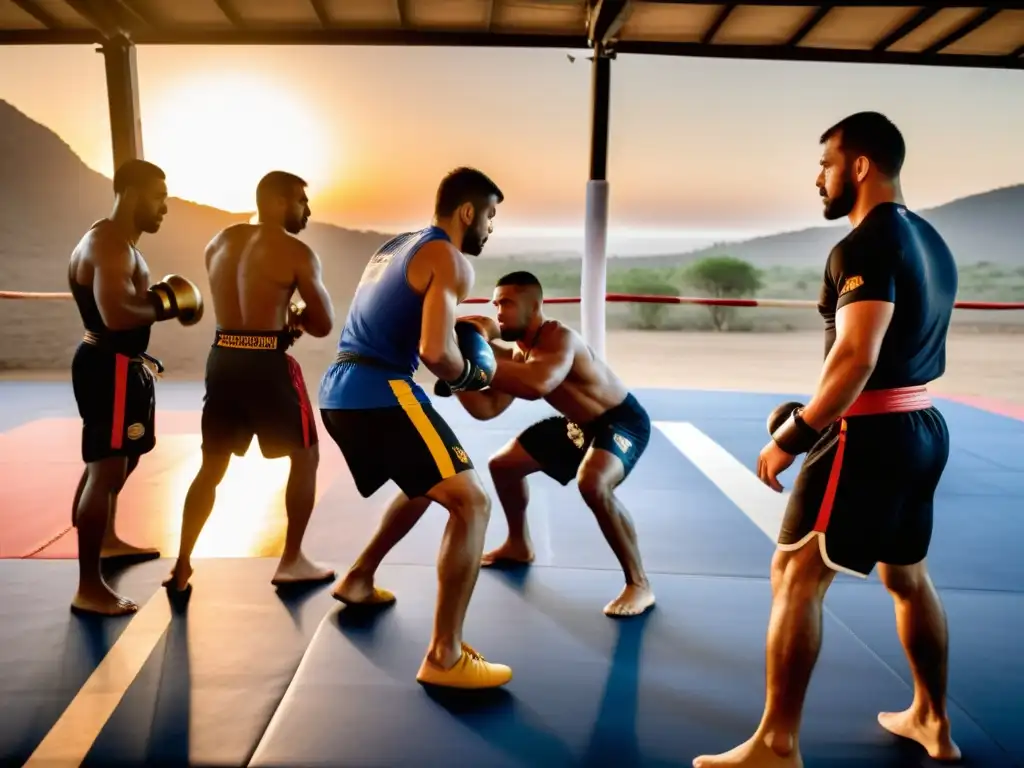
581, 49, 611, 360
100, 35, 144, 172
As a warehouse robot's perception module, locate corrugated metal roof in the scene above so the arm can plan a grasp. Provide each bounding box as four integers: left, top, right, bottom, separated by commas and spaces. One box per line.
1, 1, 1021, 70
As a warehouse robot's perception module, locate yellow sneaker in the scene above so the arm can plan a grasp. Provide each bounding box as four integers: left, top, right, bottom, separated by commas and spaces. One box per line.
416, 643, 513, 689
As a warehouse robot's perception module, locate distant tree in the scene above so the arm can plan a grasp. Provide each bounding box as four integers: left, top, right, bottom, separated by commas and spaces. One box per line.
680, 256, 762, 331
609, 268, 679, 329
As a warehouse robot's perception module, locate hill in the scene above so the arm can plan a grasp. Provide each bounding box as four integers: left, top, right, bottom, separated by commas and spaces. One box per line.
610, 183, 1024, 272
0, 99, 394, 372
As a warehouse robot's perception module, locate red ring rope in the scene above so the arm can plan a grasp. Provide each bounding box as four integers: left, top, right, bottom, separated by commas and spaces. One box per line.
2, 290, 1022, 310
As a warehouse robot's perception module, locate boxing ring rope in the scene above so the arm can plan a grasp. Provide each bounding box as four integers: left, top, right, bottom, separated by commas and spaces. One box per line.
2, 290, 1024, 311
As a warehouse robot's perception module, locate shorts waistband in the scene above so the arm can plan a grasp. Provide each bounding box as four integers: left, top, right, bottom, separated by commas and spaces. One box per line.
844, 386, 931, 417
334, 350, 409, 373
81, 331, 147, 360
214, 329, 289, 351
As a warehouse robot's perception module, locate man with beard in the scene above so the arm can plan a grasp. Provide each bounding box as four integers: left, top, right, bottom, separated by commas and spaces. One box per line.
68, 158, 204, 615
693, 112, 960, 767
163, 171, 336, 594
438, 271, 655, 618
319, 167, 513, 690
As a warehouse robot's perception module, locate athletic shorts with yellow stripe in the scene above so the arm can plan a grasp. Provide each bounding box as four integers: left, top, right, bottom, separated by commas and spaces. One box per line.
319, 378, 474, 500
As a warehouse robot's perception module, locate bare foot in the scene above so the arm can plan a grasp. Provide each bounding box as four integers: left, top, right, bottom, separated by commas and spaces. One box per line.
878, 709, 961, 762
101, 537, 160, 561
604, 583, 656, 617
331, 569, 396, 607
71, 587, 139, 617
162, 560, 193, 593
481, 540, 534, 567
693, 735, 802, 767
272, 552, 335, 586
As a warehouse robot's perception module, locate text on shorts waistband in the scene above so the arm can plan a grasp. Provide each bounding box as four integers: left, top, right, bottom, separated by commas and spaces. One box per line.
214, 329, 288, 351
844, 386, 931, 417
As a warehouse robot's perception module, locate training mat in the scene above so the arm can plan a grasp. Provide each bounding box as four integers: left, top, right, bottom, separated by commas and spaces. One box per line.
249, 564, 1011, 768
81, 558, 339, 767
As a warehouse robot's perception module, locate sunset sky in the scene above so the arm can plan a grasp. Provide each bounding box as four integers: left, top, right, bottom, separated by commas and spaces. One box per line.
1, 43, 1022, 250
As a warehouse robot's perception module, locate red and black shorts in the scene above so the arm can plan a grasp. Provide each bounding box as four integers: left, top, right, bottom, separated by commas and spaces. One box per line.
777, 387, 950, 577
72, 341, 157, 464
200, 330, 316, 459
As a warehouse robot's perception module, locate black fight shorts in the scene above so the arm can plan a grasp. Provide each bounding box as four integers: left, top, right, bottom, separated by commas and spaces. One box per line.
320, 382, 474, 500
517, 393, 651, 486
778, 406, 950, 577
72, 342, 156, 463
201, 330, 317, 459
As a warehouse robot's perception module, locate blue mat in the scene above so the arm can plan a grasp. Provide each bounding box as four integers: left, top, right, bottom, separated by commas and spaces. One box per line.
249, 565, 1015, 767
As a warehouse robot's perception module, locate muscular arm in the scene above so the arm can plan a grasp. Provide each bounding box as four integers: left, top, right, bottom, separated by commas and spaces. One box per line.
800, 242, 897, 431
487, 325, 574, 401
419, 243, 470, 381
454, 389, 516, 420
91, 239, 158, 330
293, 245, 334, 337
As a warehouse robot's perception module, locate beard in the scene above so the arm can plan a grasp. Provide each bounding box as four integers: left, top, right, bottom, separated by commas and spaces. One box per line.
499, 325, 525, 342
285, 213, 307, 234
461, 230, 487, 256
822, 172, 857, 220
136, 210, 162, 234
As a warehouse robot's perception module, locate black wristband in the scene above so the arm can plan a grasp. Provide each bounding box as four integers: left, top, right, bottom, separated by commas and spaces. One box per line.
446, 358, 473, 391
771, 409, 821, 455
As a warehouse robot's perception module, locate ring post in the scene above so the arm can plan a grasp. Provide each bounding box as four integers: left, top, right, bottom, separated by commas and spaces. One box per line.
582, 47, 612, 360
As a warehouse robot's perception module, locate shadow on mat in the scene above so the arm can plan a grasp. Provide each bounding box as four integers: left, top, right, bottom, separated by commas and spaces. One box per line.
274, 579, 334, 631
486, 566, 759, 737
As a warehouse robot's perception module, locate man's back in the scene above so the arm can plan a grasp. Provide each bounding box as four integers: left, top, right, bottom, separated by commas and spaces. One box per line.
206, 223, 300, 331
337, 226, 452, 375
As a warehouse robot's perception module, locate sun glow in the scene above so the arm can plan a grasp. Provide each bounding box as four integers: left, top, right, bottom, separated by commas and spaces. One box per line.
144, 72, 334, 213
162, 435, 292, 558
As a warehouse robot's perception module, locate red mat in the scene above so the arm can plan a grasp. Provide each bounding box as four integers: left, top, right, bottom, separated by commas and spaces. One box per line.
1, 412, 348, 559
943, 394, 1024, 422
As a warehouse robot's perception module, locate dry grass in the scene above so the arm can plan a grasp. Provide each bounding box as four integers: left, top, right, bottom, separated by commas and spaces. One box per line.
3, 328, 1021, 406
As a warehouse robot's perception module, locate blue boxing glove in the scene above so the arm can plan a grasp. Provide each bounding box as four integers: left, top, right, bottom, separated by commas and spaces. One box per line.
445, 321, 497, 393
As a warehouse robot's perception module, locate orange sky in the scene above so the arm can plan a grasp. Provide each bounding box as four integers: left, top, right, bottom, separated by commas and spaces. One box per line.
1, 43, 1022, 240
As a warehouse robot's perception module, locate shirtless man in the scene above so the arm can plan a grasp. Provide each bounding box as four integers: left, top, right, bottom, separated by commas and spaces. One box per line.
163, 170, 335, 592
439, 270, 655, 617
68, 158, 204, 615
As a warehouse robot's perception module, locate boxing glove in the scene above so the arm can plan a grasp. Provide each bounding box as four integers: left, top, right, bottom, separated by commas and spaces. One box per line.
768, 401, 820, 455
148, 275, 204, 326
446, 321, 497, 393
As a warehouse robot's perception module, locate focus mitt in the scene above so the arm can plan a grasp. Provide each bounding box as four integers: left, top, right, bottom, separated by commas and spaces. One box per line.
446, 321, 496, 393
148, 275, 204, 326
768, 401, 820, 455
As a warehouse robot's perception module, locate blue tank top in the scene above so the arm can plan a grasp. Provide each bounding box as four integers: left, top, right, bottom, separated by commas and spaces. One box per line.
318, 226, 450, 410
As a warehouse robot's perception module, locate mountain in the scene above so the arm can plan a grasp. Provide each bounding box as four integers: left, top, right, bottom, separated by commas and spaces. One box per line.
0, 99, 395, 372
610, 184, 1024, 272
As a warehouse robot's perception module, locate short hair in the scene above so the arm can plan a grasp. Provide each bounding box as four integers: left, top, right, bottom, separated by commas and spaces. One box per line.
820, 111, 905, 178
496, 271, 542, 295
112, 159, 165, 195
434, 167, 504, 218
256, 170, 307, 212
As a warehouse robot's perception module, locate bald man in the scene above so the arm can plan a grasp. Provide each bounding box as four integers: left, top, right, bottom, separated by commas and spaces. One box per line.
441, 270, 655, 618
163, 171, 335, 594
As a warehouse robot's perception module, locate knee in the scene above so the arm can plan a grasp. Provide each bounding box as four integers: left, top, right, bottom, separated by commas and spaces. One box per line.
774, 547, 832, 601
446, 483, 491, 526
577, 471, 612, 511
880, 563, 930, 600
487, 451, 523, 484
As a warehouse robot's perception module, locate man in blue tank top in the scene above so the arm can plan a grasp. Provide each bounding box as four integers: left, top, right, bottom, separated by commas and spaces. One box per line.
318, 167, 512, 689
695, 113, 961, 767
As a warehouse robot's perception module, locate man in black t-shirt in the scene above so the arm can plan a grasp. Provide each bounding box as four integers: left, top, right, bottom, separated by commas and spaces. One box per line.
694, 113, 961, 767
